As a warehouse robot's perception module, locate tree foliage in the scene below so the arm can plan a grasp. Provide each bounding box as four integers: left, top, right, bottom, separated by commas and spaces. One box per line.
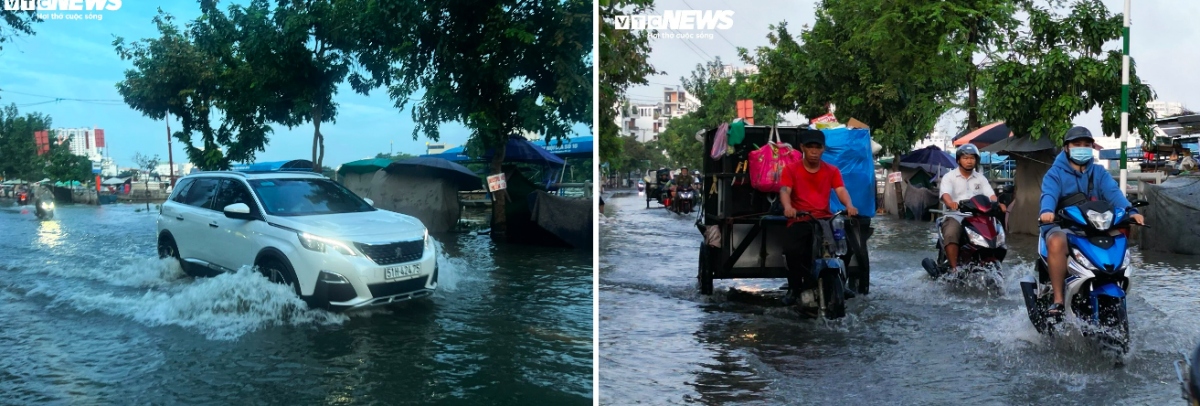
374, 151, 417, 161
981, 0, 1156, 143
742, 3, 956, 157
368, 0, 592, 238
115, 11, 274, 171
0, 8, 40, 52
0, 103, 51, 181
599, 0, 659, 167
44, 139, 92, 184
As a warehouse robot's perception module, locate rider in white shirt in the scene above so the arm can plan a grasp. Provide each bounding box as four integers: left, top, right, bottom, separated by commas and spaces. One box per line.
938, 144, 1005, 274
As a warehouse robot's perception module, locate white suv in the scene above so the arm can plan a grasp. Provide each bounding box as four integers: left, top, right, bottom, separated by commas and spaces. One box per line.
156, 169, 437, 310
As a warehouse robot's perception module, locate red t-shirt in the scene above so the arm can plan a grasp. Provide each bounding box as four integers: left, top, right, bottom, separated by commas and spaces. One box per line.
780, 161, 844, 222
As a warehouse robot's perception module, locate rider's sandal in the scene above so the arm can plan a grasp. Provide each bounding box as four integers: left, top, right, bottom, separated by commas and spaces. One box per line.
1047, 302, 1064, 318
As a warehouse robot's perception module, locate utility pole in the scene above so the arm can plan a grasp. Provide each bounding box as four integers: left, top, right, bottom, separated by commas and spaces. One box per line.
167, 112, 175, 187
1118, 0, 1132, 196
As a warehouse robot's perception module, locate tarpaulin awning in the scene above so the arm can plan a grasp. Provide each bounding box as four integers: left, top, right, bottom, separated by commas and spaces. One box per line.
540, 135, 592, 158
953, 121, 1012, 147
385, 157, 483, 191
421, 134, 565, 166
337, 158, 393, 176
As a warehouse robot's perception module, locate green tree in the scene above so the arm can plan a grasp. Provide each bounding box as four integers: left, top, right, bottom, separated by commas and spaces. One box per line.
45, 139, 92, 184
742, 2, 960, 156
0, 103, 51, 181
115, 11, 274, 170
372, 0, 593, 240
374, 152, 417, 161
615, 134, 667, 178
133, 152, 161, 210
0, 8, 40, 52
599, 0, 659, 168
656, 58, 781, 169
981, 0, 1156, 143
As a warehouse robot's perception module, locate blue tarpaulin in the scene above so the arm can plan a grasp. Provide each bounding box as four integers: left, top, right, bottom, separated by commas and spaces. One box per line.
231, 160, 314, 172
541, 135, 592, 158
421, 135, 565, 166
821, 127, 876, 218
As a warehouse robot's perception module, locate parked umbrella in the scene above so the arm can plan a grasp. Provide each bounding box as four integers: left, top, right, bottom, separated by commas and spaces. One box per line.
954, 121, 1012, 148
385, 157, 483, 191
898, 145, 957, 174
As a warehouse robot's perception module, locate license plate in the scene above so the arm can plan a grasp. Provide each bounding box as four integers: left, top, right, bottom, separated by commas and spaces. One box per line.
384, 264, 421, 280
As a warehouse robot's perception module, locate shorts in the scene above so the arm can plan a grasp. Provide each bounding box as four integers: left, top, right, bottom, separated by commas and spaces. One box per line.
1039, 224, 1064, 240
940, 217, 963, 245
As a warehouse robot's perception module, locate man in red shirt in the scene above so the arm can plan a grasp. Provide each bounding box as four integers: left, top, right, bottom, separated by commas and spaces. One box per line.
780, 129, 858, 298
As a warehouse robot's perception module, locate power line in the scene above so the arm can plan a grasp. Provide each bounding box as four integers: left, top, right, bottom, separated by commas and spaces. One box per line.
0, 89, 124, 103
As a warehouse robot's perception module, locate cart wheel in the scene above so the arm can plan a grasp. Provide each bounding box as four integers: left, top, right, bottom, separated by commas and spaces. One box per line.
821, 275, 846, 319
698, 244, 714, 295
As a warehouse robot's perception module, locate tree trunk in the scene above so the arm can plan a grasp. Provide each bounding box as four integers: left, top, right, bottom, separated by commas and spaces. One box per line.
312, 104, 324, 172
966, 21, 981, 131
891, 157, 903, 219
490, 141, 508, 243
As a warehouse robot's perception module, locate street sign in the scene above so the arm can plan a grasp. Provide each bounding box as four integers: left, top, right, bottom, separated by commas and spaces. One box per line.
887, 172, 902, 183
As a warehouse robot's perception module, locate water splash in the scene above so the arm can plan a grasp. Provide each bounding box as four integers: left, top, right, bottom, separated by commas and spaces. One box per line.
27, 266, 347, 341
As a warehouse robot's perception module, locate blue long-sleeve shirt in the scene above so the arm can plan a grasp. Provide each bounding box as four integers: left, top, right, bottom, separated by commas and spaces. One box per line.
1039, 151, 1137, 215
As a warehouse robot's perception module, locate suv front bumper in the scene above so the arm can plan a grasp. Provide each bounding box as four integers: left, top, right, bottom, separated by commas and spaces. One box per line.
296, 240, 439, 310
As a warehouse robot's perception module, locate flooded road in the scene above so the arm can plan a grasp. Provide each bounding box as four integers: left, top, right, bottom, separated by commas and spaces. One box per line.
600, 192, 1199, 405
0, 202, 592, 405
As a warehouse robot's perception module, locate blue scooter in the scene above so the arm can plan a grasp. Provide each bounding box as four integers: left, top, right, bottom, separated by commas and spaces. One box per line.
1020, 198, 1148, 355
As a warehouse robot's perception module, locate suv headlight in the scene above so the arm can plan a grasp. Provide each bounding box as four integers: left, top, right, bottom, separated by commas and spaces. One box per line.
298, 233, 358, 256
1086, 209, 1113, 230
966, 228, 988, 248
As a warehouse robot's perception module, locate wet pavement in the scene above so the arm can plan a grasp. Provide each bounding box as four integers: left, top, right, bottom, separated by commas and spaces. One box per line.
0, 202, 592, 405
600, 192, 1199, 405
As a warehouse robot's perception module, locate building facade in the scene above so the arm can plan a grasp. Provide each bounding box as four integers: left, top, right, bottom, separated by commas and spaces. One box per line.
1147, 101, 1185, 119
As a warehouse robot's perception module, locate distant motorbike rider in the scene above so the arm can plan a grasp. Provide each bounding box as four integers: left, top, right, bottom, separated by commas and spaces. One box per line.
780, 129, 858, 297
1039, 126, 1144, 317
670, 166, 694, 199
938, 144, 1006, 274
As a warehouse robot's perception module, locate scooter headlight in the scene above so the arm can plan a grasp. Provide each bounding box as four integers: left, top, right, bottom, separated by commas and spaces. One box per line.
1071, 248, 1095, 270
994, 226, 1006, 248
1120, 251, 1130, 271
41, 201, 54, 209
1086, 209, 1113, 230
966, 228, 988, 248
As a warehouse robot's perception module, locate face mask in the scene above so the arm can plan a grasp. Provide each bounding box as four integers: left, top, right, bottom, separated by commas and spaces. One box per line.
1068, 147, 1094, 165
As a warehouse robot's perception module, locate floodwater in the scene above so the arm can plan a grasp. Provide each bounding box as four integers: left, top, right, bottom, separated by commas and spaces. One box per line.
0, 202, 592, 405
600, 192, 1199, 405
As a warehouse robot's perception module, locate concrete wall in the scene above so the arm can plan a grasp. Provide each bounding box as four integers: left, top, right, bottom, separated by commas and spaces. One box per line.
367, 171, 462, 233
1008, 150, 1056, 235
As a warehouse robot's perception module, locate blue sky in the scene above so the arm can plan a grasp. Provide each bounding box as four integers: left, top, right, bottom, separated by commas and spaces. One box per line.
0, 1, 591, 169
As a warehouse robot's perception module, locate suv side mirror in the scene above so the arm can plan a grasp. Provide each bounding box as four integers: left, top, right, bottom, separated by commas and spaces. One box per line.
223, 203, 254, 220
363, 198, 375, 207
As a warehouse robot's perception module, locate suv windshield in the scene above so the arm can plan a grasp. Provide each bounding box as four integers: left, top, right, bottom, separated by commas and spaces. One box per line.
248, 178, 374, 216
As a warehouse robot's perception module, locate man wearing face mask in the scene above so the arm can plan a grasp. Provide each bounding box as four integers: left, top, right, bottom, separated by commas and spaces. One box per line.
1038, 126, 1145, 317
